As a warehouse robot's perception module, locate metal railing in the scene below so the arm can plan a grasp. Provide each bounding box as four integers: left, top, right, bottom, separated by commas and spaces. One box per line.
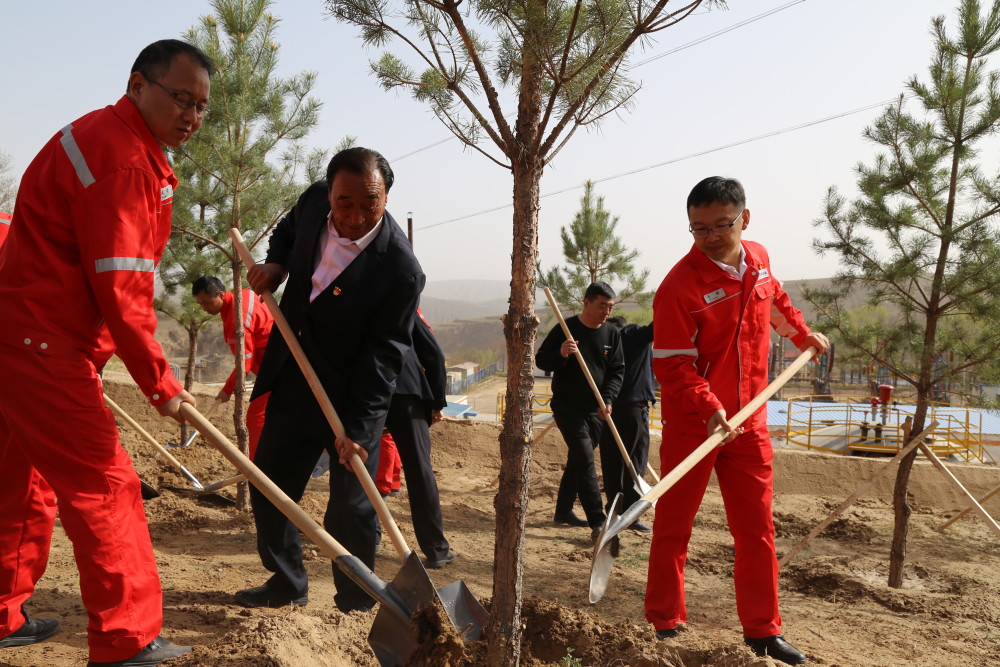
784, 395, 996, 464
497, 385, 663, 430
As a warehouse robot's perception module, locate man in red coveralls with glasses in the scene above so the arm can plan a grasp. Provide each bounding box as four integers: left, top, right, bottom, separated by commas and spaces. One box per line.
0, 40, 212, 667
646, 177, 828, 665
192, 275, 274, 459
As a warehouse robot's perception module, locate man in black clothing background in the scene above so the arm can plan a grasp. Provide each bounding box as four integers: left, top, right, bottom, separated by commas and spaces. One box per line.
385, 309, 455, 569
535, 282, 625, 537
599, 316, 655, 533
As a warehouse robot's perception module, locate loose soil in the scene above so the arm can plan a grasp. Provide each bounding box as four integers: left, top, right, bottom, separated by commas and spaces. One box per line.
4, 375, 1000, 666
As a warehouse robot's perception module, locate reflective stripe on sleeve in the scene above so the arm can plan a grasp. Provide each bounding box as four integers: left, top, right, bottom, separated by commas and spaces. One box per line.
770, 303, 800, 338
94, 257, 156, 273
59, 124, 96, 188
0, 218, 10, 226
652, 348, 698, 358
245, 295, 255, 328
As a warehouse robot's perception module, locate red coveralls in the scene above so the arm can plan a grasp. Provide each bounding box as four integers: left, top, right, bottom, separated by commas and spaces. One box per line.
0, 212, 10, 247
375, 431, 402, 496
0, 97, 182, 662
219, 289, 273, 458
646, 240, 811, 638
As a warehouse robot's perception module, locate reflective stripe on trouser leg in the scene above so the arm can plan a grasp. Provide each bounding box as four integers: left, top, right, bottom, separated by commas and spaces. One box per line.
0, 345, 163, 662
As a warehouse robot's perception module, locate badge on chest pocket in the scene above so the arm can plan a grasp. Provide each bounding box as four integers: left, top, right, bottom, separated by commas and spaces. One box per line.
703, 288, 726, 304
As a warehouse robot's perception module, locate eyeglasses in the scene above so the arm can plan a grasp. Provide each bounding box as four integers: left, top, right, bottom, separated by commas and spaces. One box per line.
146, 77, 211, 118
689, 209, 745, 238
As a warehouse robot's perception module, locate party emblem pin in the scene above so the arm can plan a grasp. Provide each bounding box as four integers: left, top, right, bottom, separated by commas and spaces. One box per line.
333, 286, 342, 295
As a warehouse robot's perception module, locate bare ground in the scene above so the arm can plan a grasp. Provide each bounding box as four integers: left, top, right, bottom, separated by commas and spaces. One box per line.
3, 375, 1000, 666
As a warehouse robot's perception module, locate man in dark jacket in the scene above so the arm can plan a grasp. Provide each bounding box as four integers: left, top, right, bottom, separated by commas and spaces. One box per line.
535, 282, 624, 537
599, 316, 654, 532
240, 147, 423, 613
385, 309, 454, 568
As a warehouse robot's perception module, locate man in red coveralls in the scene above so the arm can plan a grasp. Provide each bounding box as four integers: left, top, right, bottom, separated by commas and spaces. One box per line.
0, 41, 213, 667
0, 212, 10, 247
192, 276, 274, 459
646, 177, 828, 665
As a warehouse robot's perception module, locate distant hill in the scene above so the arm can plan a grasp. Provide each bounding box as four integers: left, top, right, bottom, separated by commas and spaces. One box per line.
422, 279, 511, 303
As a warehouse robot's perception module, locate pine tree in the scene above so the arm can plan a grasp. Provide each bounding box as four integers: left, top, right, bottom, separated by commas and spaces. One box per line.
805, 0, 1000, 587
174, 0, 322, 508
538, 180, 650, 312
325, 1, 720, 662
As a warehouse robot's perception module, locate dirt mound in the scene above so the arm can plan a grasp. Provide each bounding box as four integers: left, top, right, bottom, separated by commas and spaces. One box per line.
5, 375, 1000, 666
173, 608, 378, 667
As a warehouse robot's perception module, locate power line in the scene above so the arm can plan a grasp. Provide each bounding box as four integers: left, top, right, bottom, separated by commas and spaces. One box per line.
416, 96, 900, 231
389, 0, 807, 164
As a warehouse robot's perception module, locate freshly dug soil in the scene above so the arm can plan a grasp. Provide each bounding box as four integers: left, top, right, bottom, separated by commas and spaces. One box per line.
4, 375, 1000, 666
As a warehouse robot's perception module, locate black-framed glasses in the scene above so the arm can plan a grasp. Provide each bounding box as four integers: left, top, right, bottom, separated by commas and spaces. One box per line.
146, 77, 211, 118
689, 209, 745, 238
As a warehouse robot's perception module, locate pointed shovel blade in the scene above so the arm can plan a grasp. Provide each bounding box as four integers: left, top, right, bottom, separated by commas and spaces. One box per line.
590, 494, 653, 604
367, 552, 490, 666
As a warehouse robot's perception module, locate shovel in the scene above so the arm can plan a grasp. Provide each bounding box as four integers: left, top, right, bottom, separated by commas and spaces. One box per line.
180, 400, 488, 665
104, 394, 205, 490
542, 287, 656, 498
167, 397, 223, 449
588, 346, 818, 603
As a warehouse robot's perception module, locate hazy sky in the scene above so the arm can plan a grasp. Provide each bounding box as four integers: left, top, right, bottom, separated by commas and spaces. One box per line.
2, 0, 968, 289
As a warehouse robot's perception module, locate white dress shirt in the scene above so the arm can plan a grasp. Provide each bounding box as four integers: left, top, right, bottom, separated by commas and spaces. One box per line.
310, 212, 383, 302
710, 245, 747, 281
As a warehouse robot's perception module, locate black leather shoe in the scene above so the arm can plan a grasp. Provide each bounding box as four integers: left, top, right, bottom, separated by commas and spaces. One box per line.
554, 511, 589, 527
0, 609, 60, 648
608, 534, 621, 558
744, 634, 807, 665
656, 627, 680, 639
235, 583, 308, 608
424, 550, 457, 569
628, 520, 652, 533
86, 636, 191, 666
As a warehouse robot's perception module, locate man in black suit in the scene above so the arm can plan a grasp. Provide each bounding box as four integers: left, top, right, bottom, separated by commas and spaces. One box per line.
238, 147, 424, 613
386, 310, 454, 568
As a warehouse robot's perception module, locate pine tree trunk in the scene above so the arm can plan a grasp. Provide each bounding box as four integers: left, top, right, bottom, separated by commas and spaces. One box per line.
888, 399, 928, 587
180, 326, 199, 441
232, 197, 250, 511
487, 43, 545, 665
488, 161, 541, 667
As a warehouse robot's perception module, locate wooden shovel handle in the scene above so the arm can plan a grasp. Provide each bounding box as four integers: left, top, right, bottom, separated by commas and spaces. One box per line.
104, 394, 187, 473
180, 403, 350, 559
643, 347, 818, 504
229, 228, 411, 563
542, 287, 650, 485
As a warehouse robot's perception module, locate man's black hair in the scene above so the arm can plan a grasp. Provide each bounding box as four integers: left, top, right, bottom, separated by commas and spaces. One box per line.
584, 281, 616, 302
192, 275, 225, 297
128, 39, 215, 92
606, 315, 627, 329
325, 147, 394, 193
686, 176, 746, 212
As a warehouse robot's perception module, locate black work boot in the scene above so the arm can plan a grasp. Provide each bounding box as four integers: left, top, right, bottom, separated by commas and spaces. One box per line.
86, 635, 191, 666
0, 608, 60, 648
744, 634, 807, 665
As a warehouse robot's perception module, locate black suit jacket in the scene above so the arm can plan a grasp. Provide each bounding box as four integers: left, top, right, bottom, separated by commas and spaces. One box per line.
252, 180, 424, 449
394, 314, 447, 410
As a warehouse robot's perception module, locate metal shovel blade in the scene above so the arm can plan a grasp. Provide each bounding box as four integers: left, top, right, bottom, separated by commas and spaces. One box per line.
633, 477, 653, 498
166, 430, 199, 450
366, 552, 488, 666
163, 485, 237, 507
590, 494, 653, 604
